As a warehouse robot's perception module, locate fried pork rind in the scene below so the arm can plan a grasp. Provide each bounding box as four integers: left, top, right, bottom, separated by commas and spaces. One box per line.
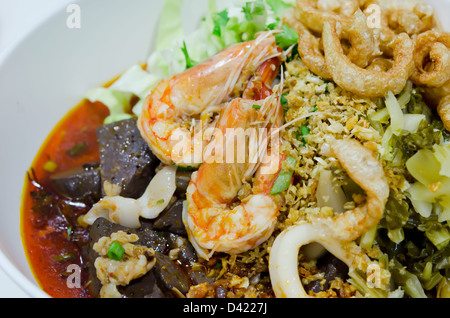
285, 6, 381, 80
411, 30, 450, 88
323, 20, 414, 98
437, 95, 450, 131
295, 0, 355, 33
284, 8, 333, 79
288, 0, 449, 103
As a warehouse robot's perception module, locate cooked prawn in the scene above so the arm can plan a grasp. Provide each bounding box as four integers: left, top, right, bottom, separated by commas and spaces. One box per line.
269, 138, 390, 297
183, 86, 284, 259
138, 31, 281, 167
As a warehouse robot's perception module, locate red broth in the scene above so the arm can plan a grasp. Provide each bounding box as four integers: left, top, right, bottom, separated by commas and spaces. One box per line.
21, 99, 109, 298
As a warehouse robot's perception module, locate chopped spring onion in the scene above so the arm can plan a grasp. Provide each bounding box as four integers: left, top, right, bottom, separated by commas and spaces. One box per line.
252, 104, 261, 109
52, 253, 75, 262
43, 160, 58, 173
281, 93, 289, 111
66, 142, 88, 157
300, 125, 309, 136
108, 241, 125, 261
67, 225, 73, 241
270, 156, 296, 195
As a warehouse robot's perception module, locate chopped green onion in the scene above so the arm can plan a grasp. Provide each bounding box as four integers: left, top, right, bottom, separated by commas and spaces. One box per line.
281, 93, 290, 112
156, 199, 165, 205
270, 156, 296, 195
275, 24, 299, 49
176, 165, 197, 172
280, 93, 289, 106
252, 104, 261, 109
43, 160, 58, 173
300, 125, 310, 136
108, 241, 125, 261
267, 22, 278, 30
52, 253, 75, 262
66, 142, 88, 157
67, 226, 73, 241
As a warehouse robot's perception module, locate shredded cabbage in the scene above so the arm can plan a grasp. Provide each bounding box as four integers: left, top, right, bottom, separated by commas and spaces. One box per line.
87, 0, 293, 124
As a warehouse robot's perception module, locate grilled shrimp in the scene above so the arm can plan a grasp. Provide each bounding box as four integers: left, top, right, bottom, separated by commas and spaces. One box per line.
138, 31, 281, 167
183, 71, 284, 259
269, 138, 390, 297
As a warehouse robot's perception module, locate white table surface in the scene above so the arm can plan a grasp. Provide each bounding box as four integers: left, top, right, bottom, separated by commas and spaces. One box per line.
0, 0, 72, 298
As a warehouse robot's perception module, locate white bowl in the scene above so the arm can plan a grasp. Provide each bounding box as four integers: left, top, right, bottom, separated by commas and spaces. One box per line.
0, 0, 449, 298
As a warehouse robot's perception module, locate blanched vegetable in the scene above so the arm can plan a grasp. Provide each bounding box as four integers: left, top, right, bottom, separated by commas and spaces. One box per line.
315, 169, 346, 214
384, 194, 410, 244
385, 90, 404, 136
406, 143, 450, 224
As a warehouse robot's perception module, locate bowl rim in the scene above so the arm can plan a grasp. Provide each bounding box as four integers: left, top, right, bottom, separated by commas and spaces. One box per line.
0, 1, 72, 298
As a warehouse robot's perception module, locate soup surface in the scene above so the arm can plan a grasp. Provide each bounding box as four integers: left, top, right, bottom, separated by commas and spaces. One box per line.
22, 100, 109, 297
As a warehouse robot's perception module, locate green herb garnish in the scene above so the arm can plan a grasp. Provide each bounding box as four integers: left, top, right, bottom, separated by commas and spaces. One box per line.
108, 241, 125, 261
